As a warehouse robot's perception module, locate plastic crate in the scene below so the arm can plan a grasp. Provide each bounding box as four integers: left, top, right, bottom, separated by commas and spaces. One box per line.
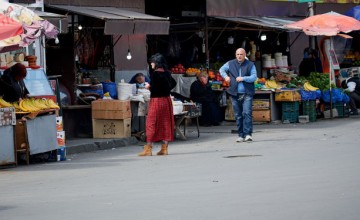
323, 102, 348, 118
282, 110, 299, 123
301, 100, 317, 122
282, 102, 300, 112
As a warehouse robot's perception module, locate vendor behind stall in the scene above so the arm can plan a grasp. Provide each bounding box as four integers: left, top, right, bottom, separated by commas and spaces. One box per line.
0, 63, 29, 102
190, 71, 222, 126
298, 47, 323, 77
129, 72, 150, 89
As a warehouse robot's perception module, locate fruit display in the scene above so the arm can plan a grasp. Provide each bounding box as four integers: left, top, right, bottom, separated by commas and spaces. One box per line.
0, 97, 59, 113
171, 64, 186, 74
303, 82, 319, 91
0, 97, 13, 108
185, 67, 200, 76
264, 80, 281, 89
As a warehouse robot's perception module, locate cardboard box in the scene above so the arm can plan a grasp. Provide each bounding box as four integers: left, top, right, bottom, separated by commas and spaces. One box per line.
92, 118, 131, 138
56, 116, 63, 131
57, 131, 65, 146
92, 100, 131, 119
253, 110, 271, 122
275, 90, 301, 102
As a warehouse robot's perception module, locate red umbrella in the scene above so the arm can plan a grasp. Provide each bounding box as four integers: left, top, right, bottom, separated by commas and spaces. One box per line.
284, 11, 360, 36
0, 13, 23, 41
0, 1, 58, 52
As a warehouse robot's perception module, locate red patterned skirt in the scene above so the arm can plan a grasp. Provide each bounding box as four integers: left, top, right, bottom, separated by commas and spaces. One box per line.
146, 96, 174, 142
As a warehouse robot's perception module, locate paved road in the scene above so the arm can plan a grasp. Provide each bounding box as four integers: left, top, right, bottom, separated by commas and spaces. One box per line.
1, 117, 360, 220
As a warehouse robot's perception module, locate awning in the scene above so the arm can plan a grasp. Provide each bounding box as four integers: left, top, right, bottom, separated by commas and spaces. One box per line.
34, 10, 68, 34
46, 5, 170, 35
214, 16, 302, 31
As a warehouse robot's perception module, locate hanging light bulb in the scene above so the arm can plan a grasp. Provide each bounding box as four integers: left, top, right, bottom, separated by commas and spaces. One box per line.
228, 36, 234, 45
286, 46, 290, 52
32, 43, 36, 49
260, 34, 267, 41
126, 49, 132, 60
55, 37, 59, 44
276, 40, 280, 46
78, 25, 83, 30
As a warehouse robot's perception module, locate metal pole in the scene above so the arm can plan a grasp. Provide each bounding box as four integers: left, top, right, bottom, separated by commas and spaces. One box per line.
308, 2, 316, 49
205, 13, 209, 70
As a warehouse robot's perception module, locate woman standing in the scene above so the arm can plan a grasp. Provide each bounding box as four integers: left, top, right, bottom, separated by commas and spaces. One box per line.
138, 53, 177, 156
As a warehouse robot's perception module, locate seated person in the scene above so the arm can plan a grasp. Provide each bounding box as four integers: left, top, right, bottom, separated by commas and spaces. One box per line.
129, 72, 150, 89
298, 48, 323, 77
341, 76, 360, 115
190, 71, 222, 126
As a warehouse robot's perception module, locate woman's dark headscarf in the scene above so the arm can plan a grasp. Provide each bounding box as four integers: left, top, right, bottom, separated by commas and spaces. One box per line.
149, 53, 168, 70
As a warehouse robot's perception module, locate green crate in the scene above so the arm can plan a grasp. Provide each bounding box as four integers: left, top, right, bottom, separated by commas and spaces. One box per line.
282, 102, 300, 112
282, 111, 299, 123
323, 102, 348, 118
301, 100, 317, 122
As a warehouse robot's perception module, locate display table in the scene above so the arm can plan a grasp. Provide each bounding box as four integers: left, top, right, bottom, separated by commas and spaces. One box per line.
0, 125, 16, 167
14, 114, 58, 164
174, 112, 187, 140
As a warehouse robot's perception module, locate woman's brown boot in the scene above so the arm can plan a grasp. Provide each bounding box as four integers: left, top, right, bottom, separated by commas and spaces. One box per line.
138, 145, 152, 156
157, 144, 168, 155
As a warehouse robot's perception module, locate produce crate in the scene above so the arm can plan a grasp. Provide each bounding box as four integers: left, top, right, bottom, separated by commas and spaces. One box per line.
301, 100, 317, 122
282, 101, 300, 112
253, 99, 270, 110
275, 90, 301, 102
282, 111, 299, 123
253, 110, 271, 122
281, 102, 299, 123
323, 102, 349, 118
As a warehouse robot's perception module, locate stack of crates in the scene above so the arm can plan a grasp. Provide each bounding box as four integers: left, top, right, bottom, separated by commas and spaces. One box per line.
323, 102, 349, 118
301, 100, 317, 122
282, 102, 300, 123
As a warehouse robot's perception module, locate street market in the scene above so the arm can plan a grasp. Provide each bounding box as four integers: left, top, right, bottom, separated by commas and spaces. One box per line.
1, 0, 360, 167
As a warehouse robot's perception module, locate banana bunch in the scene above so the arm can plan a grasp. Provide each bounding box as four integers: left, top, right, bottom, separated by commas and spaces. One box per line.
19, 99, 41, 112
304, 82, 319, 91
265, 80, 280, 89
0, 98, 13, 108
18, 98, 60, 113
44, 99, 60, 109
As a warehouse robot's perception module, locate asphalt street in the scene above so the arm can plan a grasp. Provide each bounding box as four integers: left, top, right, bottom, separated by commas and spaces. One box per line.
1, 117, 360, 220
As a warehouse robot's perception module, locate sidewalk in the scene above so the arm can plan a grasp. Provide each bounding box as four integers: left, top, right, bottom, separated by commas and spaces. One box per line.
64, 120, 291, 155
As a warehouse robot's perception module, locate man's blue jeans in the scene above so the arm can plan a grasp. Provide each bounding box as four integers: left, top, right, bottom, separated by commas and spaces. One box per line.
230, 94, 253, 138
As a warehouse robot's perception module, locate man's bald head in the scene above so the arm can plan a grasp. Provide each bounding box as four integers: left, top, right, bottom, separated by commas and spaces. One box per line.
235, 48, 246, 63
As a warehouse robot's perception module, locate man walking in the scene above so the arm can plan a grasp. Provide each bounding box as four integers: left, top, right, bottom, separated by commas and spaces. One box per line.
219, 48, 257, 142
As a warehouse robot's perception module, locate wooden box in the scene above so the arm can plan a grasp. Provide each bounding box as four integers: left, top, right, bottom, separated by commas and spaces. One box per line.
92, 100, 131, 119
275, 90, 301, 102
252, 99, 270, 110
92, 118, 131, 138
253, 110, 271, 122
